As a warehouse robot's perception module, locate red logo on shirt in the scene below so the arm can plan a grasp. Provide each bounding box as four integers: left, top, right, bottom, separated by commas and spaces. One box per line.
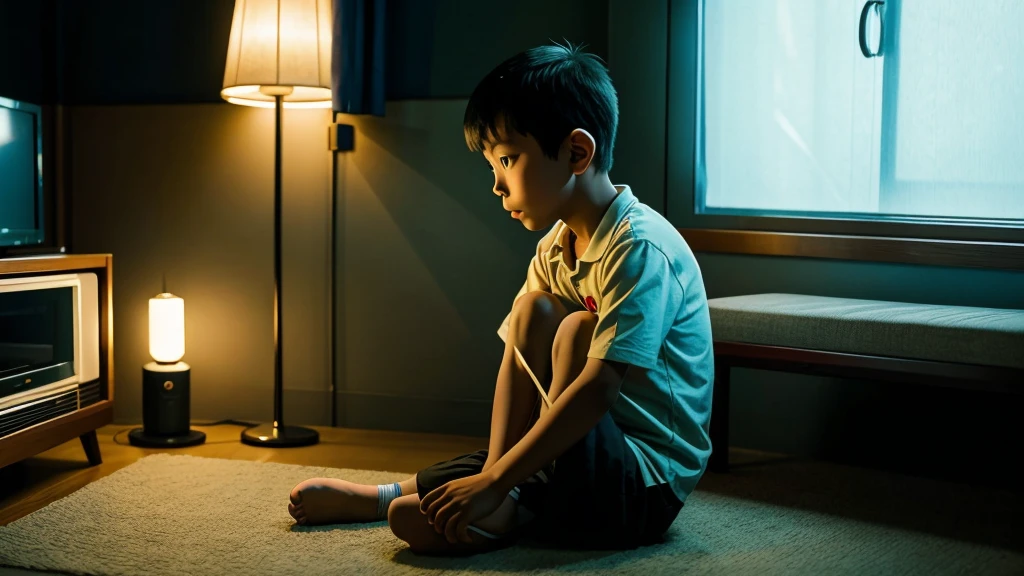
584, 296, 598, 313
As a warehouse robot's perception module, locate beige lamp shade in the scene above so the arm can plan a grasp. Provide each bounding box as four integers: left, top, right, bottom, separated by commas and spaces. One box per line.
221, 0, 332, 109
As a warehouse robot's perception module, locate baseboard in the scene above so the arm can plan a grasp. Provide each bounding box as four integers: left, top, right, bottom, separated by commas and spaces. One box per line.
283, 389, 491, 436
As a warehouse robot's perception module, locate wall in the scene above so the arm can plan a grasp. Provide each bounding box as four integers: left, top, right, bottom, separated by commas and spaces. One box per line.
57, 0, 234, 104
0, 0, 55, 104
333, 0, 611, 435
70, 104, 334, 426
385, 0, 609, 99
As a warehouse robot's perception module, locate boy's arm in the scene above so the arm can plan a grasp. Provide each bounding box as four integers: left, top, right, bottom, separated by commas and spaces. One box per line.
484, 357, 628, 494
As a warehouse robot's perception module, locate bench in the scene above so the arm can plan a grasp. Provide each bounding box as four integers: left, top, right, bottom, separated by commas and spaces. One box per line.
706, 293, 1024, 472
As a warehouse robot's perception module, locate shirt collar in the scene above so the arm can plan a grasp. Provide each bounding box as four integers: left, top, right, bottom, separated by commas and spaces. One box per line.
551, 185, 635, 265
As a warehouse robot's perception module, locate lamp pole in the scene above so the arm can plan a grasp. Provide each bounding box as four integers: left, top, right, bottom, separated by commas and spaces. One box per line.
273, 93, 284, 430
241, 93, 319, 447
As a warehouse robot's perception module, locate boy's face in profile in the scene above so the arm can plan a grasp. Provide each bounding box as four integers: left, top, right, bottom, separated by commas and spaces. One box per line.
482, 122, 572, 232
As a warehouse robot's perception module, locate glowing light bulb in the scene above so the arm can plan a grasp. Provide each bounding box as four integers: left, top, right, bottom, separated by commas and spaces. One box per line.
149, 293, 184, 363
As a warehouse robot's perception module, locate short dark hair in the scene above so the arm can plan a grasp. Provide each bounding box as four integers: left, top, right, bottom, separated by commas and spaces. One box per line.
463, 41, 619, 173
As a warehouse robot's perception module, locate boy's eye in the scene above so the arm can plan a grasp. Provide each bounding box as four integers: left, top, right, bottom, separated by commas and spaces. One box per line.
486, 155, 516, 171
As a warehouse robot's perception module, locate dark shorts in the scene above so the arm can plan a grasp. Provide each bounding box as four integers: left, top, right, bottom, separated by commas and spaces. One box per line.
416, 412, 684, 550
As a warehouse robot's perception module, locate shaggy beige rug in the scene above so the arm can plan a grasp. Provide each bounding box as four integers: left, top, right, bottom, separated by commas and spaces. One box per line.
0, 454, 1021, 575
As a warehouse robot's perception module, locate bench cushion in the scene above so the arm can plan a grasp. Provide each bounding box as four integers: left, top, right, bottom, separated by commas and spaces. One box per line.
708, 293, 1024, 369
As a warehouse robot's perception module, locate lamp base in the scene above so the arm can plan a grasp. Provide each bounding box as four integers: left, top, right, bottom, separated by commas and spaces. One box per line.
240, 423, 319, 447
128, 428, 207, 448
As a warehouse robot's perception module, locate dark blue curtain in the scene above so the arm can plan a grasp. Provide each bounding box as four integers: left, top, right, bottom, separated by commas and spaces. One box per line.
332, 0, 386, 116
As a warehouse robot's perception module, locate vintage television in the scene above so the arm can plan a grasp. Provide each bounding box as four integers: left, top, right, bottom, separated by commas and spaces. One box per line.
0, 95, 53, 257
0, 272, 102, 440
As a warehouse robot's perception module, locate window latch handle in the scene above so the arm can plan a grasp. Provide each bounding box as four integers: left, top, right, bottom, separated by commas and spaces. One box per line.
859, 0, 885, 58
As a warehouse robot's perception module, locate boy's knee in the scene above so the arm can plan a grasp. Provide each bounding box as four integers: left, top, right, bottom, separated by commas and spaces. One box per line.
510, 291, 567, 340
387, 495, 420, 545
552, 311, 597, 357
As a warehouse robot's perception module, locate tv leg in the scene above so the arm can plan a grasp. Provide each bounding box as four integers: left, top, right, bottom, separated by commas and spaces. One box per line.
80, 430, 102, 466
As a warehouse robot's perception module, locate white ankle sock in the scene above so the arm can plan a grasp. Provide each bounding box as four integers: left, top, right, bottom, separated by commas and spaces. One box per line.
376, 482, 402, 520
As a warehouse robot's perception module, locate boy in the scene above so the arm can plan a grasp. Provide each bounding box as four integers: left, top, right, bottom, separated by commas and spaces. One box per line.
287, 42, 714, 554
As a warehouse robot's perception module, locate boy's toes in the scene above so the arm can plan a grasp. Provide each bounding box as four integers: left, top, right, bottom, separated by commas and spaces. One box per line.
288, 504, 306, 524
290, 488, 303, 506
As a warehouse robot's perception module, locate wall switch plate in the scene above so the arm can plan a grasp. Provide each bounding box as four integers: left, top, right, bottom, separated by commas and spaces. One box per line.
329, 123, 354, 152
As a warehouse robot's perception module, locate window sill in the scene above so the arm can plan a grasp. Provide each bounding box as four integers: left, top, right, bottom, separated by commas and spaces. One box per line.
677, 229, 1024, 271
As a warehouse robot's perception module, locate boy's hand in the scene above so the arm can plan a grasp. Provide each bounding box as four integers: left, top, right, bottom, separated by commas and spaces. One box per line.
420, 473, 505, 544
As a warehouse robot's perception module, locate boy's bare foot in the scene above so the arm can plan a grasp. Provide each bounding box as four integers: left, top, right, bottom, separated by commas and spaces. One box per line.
288, 478, 381, 525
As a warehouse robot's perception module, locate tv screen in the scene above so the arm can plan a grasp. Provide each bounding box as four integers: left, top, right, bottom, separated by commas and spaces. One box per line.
0, 96, 45, 249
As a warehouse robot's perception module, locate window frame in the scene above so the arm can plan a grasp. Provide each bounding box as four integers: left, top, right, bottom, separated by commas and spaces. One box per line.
667, 0, 1024, 269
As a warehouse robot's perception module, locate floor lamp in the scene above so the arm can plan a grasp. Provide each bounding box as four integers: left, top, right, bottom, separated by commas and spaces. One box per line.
221, 0, 333, 447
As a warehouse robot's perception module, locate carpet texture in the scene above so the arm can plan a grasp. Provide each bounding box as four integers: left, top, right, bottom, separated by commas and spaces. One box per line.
1, 454, 1022, 575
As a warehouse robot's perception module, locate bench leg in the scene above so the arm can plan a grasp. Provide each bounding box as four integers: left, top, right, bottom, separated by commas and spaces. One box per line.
81, 430, 102, 466
709, 359, 730, 473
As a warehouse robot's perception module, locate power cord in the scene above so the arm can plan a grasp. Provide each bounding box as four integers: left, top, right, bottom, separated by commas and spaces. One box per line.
112, 419, 258, 446
111, 420, 352, 446
191, 419, 261, 427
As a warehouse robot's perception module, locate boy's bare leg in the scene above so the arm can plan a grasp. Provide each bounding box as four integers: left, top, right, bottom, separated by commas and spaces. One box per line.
288, 476, 418, 525
546, 311, 599, 411
388, 492, 519, 554
483, 291, 569, 472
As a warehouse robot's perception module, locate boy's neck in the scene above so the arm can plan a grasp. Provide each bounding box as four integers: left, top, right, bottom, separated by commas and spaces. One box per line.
562, 172, 620, 248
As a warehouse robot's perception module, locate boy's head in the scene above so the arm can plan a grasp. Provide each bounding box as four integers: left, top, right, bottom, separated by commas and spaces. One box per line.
464, 42, 619, 231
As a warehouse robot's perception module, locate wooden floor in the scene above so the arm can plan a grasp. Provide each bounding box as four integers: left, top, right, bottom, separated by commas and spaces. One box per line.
0, 422, 486, 526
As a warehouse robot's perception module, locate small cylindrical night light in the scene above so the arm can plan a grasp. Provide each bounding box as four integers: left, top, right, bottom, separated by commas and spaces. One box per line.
129, 289, 205, 448
150, 293, 185, 363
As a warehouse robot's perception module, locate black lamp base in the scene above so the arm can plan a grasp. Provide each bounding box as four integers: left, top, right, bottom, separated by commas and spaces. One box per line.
135, 361, 204, 448
240, 423, 319, 447
128, 428, 207, 448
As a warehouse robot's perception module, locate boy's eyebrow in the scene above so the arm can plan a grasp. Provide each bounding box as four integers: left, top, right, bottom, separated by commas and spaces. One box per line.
483, 139, 513, 152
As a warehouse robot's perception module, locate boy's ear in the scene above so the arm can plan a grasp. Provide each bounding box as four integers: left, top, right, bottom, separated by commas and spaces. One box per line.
567, 128, 597, 175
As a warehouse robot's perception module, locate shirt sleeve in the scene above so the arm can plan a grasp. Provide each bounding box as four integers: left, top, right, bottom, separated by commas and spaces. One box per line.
497, 239, 553, 343
588, 239, 683, 370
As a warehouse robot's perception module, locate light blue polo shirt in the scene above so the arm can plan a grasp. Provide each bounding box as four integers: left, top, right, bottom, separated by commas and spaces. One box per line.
497, 185, 715, 503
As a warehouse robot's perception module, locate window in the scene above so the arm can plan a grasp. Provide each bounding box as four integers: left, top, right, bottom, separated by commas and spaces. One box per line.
684, 0, 1024, 234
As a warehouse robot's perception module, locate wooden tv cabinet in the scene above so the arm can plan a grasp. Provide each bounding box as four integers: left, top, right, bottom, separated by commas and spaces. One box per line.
0, 254, 114, 470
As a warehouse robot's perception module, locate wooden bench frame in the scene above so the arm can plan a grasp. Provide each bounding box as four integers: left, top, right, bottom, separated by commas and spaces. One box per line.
709, 341, 1024, 472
